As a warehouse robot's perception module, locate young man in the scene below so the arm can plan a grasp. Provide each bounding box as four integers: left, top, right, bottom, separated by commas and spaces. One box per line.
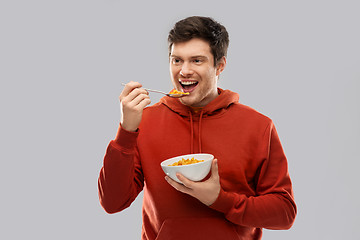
98, 16, 296, 239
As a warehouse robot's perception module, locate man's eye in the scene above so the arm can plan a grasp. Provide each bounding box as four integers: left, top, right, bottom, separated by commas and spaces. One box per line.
193, 59, 202, 63
172, 59, 181, 64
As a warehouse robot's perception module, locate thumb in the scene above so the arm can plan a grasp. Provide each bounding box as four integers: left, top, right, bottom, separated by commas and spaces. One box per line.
211, 158, 219, 179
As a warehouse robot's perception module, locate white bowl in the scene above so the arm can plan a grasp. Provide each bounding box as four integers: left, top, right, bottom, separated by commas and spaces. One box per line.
160, 153, 214, 184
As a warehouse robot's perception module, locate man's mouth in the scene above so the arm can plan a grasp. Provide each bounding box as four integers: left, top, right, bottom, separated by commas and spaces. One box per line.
179, 80, 199, 93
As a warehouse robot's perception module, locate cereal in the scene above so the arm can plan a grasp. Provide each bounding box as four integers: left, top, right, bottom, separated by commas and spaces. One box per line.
169, 89, 189, 95
169, 157, 204, 166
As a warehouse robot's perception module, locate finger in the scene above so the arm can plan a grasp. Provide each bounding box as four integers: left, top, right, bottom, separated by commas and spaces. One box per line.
176, 173, 195, 190
130, 93, 151, 108
123, 88, 149, 103
136, 97, 151, 109
120, 91, 148, 111
119, 81, 143, 101
165, 176, 192, 195
211, 159, 220, 179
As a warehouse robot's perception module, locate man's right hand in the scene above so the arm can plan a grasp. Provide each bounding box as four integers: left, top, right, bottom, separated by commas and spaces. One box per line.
119, 81, 151, 132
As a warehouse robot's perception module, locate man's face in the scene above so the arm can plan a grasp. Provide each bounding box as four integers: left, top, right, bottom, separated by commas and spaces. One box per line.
169, 38, 225, 107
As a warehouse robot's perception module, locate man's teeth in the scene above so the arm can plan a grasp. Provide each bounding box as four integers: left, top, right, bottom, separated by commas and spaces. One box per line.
180, 81, 197, 85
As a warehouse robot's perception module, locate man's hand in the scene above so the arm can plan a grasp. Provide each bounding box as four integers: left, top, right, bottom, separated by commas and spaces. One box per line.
165, 159, 221, 206
119, 81, 151, 132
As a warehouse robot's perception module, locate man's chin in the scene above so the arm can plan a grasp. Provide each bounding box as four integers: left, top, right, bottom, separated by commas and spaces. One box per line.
180, 98, 204, 108
179, 98, 194, 107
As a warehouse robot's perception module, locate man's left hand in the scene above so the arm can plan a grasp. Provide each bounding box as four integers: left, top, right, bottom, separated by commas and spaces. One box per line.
165, 158, 221, 206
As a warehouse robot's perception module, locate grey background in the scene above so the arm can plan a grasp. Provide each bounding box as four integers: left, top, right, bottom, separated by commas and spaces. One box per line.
1, 0, 359, 239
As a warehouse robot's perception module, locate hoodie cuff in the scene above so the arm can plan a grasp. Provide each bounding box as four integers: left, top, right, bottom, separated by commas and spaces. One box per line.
209, 188, 236, 214
113, 124, 139, 150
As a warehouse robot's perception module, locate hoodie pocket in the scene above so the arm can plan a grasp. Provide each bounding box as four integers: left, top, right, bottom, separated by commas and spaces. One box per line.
155, 217, 240, 240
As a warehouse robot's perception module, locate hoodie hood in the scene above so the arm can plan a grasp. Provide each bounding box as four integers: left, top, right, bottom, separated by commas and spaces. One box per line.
159, 88, 240, 154
160, 88, 239, 118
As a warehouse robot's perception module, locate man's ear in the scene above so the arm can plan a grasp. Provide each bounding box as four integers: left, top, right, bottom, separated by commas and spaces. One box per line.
216, 56, 227, 76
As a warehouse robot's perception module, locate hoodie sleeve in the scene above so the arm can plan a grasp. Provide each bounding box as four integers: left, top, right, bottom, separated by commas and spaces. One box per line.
98, 125, 144, 214
209, 122, 297, 230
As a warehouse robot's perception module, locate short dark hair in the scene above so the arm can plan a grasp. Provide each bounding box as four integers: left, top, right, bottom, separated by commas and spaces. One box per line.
168, 16, 229, 66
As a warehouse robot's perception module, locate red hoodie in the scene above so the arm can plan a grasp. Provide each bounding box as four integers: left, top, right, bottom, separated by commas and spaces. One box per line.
98, 89, 296, 240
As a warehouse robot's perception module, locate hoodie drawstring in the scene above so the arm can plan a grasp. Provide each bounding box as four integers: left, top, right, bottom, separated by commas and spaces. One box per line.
198, 110, 204, 153
189, 111, 194, 154
188, 110, 204, 154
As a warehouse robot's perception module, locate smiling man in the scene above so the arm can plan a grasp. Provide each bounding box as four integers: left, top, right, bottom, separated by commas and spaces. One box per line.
169, 37, 225, 108
98, 16, 297, 240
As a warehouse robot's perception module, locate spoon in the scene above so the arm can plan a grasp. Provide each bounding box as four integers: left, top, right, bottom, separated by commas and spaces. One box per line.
121, 83, 189, 98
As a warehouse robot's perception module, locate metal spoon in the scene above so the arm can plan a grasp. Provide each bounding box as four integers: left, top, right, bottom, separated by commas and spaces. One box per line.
121, 83, 189, 98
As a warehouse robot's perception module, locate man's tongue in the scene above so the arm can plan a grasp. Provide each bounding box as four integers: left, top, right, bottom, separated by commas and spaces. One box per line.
181, 82, 198, 93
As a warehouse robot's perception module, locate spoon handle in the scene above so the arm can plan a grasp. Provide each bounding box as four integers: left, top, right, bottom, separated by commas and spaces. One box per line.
142, 87, 168, 95
121, 83, 168, 95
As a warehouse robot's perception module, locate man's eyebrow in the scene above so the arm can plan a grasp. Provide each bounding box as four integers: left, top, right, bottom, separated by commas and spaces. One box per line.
190, 55, 207, 59
170, 55, 207, 59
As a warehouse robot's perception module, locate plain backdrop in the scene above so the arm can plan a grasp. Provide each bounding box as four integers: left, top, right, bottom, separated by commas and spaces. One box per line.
1, 0, 359, 239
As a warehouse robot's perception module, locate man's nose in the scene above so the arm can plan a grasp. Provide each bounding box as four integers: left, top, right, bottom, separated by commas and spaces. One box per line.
180, 62, 193, 76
